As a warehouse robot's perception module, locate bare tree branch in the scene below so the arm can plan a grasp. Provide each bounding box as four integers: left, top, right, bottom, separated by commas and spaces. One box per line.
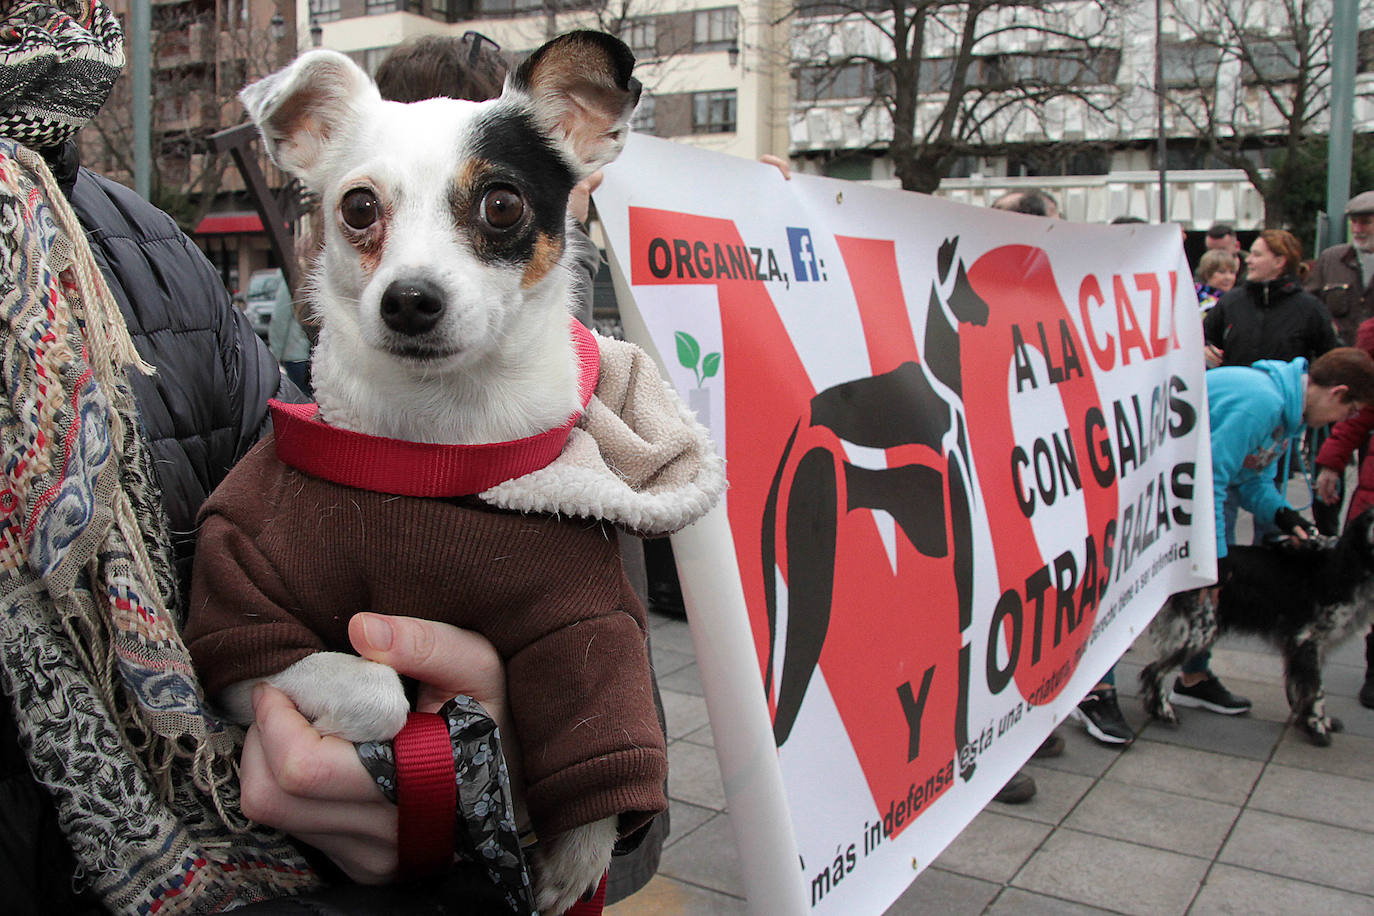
793, 0, 1126, 192
1156, 0, 1332, 228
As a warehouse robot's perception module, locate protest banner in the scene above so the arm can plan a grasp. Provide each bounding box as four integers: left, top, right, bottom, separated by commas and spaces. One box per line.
595, 135, 1216, 915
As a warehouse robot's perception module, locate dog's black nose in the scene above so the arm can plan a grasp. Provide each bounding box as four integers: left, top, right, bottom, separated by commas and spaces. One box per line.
380, 279, 445, 336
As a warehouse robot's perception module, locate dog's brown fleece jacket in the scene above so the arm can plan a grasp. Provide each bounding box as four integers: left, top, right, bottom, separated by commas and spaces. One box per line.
184, 441, 665, 839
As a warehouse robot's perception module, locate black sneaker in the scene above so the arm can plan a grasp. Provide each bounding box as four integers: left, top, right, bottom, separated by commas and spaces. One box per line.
1169, 675, 1252, 715
993, 770, 1036, 804
1073, 688, 1135, 745
1360, 672, 1374, 710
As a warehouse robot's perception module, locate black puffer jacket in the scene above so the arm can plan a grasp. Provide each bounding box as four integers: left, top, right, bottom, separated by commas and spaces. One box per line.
0, 145, 290, 916
65, 156, 285, 595
1202, 273, 1340, 367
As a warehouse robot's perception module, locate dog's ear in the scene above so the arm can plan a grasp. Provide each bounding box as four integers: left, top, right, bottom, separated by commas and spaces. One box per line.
508, 30, 640, 174
240, 50, 380, 181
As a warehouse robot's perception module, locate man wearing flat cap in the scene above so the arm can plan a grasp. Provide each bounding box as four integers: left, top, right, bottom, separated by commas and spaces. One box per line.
1308, 189, 1374, 710
1306, 190, 1374, 346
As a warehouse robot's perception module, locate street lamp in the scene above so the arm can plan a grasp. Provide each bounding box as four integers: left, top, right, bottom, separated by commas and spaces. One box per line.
1154, 0, 1168, 222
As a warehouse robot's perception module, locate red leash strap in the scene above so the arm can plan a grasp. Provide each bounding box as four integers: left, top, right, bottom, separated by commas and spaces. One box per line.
393, 711, 456, 880
561, 872, 608, 916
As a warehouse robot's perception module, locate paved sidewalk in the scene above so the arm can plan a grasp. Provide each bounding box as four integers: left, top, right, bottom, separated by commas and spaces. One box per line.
607, 609, 1374, 915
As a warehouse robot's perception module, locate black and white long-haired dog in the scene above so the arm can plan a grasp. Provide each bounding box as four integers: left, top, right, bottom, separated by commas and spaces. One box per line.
1140, 507, 1374, 746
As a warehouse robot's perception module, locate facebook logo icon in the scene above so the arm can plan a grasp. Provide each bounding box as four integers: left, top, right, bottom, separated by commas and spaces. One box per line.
787, 227, 821, 282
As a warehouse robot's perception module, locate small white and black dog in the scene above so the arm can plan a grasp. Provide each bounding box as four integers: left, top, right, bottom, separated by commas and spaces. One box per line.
244, 34, 634, 448
1140, 508, 1374, 746
220, 30, 641, 912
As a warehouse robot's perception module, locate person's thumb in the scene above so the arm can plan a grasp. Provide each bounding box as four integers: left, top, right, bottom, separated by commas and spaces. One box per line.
348, 613, 504, 715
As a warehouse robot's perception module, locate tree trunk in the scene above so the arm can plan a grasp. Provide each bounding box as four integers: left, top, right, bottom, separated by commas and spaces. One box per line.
895, 149, 950, 195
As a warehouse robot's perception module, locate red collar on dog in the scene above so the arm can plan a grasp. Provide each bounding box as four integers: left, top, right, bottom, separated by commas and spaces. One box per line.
269, 320, 600, 498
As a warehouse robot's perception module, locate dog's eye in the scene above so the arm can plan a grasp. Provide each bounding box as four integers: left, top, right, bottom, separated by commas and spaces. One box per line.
481, 187, 524, 230
340, 188, 381, 230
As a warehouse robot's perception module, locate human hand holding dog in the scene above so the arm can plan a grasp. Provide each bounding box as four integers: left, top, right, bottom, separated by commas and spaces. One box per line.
1274, 506, 1317, 545
1316, 467, 1342, 505
238, 615, 519, 884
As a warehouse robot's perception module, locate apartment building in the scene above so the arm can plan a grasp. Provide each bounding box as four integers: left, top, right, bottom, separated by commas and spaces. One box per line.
301, 0, 790, 159
787, 0, 1374, 233
103, 0, 1372, 284
82, 0, 297, 290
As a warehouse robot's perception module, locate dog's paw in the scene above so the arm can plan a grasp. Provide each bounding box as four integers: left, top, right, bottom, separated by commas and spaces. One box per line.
1147, 699, 1178, 726
533, 816, 617, 916
1302, 724, 1333, 747
265, 652, 410, 742
1299, 714, 1335, 747
1140, 680, 1176, 725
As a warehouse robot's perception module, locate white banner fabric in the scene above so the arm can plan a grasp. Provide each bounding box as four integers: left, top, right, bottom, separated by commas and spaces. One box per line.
595, 134, 1216, 915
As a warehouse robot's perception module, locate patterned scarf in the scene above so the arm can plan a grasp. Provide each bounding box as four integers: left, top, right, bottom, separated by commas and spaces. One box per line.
0, 141, 320, 912
0, 0, 124, 148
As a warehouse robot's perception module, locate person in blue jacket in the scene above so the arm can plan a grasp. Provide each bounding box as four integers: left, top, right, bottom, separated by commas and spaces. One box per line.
1172, 348, 1374, 715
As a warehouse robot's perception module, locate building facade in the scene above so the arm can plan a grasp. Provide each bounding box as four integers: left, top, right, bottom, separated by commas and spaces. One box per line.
785, 0, 1374, 234
98, 0, 1374, 284
84, 0, 297, 292
301, 0, 791, 161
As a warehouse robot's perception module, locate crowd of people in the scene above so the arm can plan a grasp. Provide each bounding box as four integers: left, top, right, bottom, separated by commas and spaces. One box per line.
1, 3, 1372, 912
1196, 201, 1374, 716
984, 186, 1374, 807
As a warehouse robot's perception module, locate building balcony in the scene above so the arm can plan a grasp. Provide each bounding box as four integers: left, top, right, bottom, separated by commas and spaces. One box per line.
935, 169, 1265, 230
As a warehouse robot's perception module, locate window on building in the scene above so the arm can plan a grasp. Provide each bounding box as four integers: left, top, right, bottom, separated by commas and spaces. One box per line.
693, 90, 737, 133
796, 63, 877, 101
215, 0, 251, 29
1241, 39, 1299, 84
366, 0, 399, 14
215, 0, 243, 28
478, 0, 550, 14
824, 155, 872, 181
219, 60, 245, 91
946, 156, 978, 179
917, 57, 955, 90
1160, 41, 1221, 88
624, 16, 656, 59
795, 0, 886, 13
631, 94, 656, 134
1360, 28, 1374, 73
1007, 146, 1109, 177
1064, 149, 1110, 176
313, 0, 342, 22
694, 8, 738, 53
363, 47, 389, 76
646, 92, 691, 137
1164, 143, 1235, 172
989, 49, 1121, 86
430, 0, 449, 18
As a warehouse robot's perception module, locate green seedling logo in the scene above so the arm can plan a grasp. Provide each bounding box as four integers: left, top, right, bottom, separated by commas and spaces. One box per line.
676, 331, 721, 388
